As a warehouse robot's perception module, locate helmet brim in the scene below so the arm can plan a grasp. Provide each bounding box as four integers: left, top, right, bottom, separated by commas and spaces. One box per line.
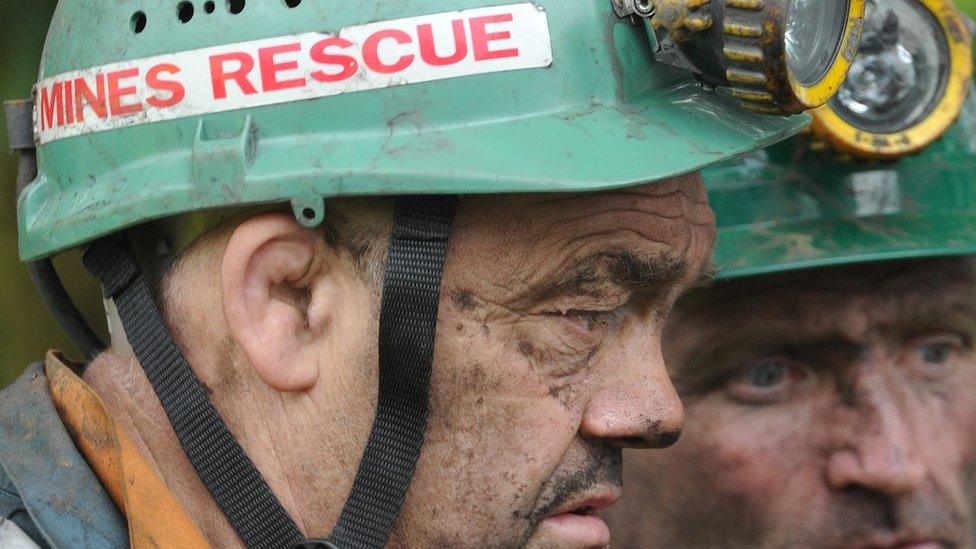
20, 82, 808, 260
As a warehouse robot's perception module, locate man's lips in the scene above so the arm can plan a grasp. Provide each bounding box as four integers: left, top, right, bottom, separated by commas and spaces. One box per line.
547, 488, 621, 517
540, 487, 621, 547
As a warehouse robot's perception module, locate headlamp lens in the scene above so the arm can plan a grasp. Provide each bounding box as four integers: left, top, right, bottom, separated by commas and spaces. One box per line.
830, 0, 949, 134
786, 0, 852, 86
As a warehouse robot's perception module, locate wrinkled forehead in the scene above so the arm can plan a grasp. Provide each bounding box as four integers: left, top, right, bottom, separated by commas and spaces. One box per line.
668, 257, 976, 346
445, 173, 716, 291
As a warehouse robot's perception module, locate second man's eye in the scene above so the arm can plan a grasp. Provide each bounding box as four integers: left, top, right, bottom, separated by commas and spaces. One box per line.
919, 342, 954, 365
905, 334, 968, 380
725, 357, 810, 405
745, 359, 790, 388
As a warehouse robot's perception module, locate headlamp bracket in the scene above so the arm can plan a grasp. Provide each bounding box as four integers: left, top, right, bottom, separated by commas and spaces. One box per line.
611, 0, 656, 19
616, 0, 866, 116
653, 27, 717, 81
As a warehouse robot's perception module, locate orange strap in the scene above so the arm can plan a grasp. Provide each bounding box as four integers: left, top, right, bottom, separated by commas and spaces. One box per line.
46, 353, 211, 549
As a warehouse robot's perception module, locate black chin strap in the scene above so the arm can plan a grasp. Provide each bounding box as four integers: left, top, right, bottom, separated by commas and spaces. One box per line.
322, 196, 457, 548
83, 196, 457, 549
84, 237, 305, 548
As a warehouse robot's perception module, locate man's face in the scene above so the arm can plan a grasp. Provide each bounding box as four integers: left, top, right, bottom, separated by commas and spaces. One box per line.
606, 258, 976, 549
384, 174, 715, 548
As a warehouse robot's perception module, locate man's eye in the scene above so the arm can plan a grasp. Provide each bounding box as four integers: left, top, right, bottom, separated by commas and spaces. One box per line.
725, 357, 808, 404
906, 334, 966, 378
919, 342, 953, 364
567, 310, 613, 333
744, 359, 790, 388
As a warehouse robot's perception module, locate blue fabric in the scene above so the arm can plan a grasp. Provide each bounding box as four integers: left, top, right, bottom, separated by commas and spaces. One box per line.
0, 363, 129, 548
0, 470, 45, 547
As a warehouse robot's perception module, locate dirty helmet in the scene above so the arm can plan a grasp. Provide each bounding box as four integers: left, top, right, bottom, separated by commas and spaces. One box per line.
7, 0, 862, 546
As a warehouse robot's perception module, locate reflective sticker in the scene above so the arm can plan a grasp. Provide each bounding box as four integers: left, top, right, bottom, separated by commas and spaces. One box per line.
34, 3, 553, 145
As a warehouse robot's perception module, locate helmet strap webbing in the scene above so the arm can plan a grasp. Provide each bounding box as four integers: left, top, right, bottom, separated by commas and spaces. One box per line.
83, 195, 457, 549
84, 236, 305, 547
321, 195, 458, 548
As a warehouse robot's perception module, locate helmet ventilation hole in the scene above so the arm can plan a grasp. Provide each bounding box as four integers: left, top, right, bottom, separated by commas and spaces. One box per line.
204, 1, 215, 13
285, 0, 302, 7
227, 0, 245, 14
131, 11, 148, 33
178, 2, 194, 23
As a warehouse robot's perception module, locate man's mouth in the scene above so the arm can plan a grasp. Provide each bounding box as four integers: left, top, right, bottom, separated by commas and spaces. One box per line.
539, 489, 621, 547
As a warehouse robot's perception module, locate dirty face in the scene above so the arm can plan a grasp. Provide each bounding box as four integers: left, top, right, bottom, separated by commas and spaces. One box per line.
606, 258, 976, 549
388, 173, 715, 548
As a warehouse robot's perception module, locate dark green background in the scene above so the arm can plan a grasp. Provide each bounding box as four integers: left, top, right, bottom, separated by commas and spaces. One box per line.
0, 1, 104, 388
3, 1, 976, 387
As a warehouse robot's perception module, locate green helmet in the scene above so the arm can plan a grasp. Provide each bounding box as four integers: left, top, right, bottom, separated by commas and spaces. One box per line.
16, 0, 865, 262
706, 0, 976, 280
8, 1, 863, 547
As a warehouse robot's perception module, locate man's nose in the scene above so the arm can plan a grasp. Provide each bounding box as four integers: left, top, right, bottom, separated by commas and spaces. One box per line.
579, 346, 684, 449
826, 375, 926, 495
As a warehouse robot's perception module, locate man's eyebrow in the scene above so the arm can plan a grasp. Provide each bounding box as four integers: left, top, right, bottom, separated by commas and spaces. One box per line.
552, 251, 690, 292
884, 299, 976, 338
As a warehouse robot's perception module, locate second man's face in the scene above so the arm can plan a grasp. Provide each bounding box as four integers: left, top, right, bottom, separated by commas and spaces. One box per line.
607, 258, 976, 549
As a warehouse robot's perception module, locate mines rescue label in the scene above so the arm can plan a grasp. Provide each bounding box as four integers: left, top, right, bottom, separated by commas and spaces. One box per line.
34, 3, 553, 145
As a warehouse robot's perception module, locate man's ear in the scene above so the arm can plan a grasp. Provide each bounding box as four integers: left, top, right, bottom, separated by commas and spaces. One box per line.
221, 211, 335, 392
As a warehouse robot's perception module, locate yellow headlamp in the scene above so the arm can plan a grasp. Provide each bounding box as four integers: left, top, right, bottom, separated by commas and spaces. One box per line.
810, 0, 973, 159
619, 0, 866, 115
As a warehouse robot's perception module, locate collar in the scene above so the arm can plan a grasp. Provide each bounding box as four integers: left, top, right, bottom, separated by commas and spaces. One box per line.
0, 362, 125, 547
46, 352, 211, 549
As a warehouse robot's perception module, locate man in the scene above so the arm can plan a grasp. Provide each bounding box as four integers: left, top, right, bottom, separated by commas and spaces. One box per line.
607, 1, 976, 545
0, 0, 856, 547
610, 257, 976, 548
